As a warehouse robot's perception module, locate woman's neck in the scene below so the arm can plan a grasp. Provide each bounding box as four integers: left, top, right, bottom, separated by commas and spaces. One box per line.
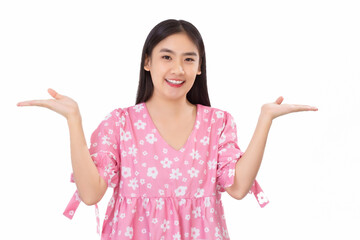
145, 97, 195, 119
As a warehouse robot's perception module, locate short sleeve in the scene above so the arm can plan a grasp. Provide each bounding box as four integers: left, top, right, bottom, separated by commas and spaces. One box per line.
216, 111, 244, 192
88, 108, 124, 189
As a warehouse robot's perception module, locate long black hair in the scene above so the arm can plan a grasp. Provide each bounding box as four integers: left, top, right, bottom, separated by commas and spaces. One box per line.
135, 19, 211, 107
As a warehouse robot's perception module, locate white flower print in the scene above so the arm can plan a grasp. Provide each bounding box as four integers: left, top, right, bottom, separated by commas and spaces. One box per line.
222, 227, 229, 239
120, 128, 132, 141
159, 189, 165, 196
147, 167, 158, 179
112, 210, 119, 224
174, 186, 187, 197
218, 148, 227, 156
191, 227, 200, 239
147, 183, 152, 189
108, 196, 115, 208
179, 199, 186, 206
152, 218, 158, 224
101, 135, 111, 146
141, 228, 146, 233
173, 232, 181, 240
208, 159, 217, 170
215, 227, 223, 240
182, 177, 188, 182
120, 213, 125, 219
163, 148, 168, 154
174, 157, 179, 162
188, 167, 199, 178
160, 157, 173, 168
215, 111, 224, 119
134, 119, 146, 130
169, 168, 182, 180
140, 178, 145, 185
125, 226, 133, 239
140, 140, 144, 145
145, 133, 157, 144
156, 198, 164, 209
194, 188, 204, 198
120, 115, 125, 126
190, 149, 200, 160
174, 220, 179, 226
128, 178, 139, 190
257, 192, 269, 204
128, 144, 138, 157
195, 120, 200, 129
204, 197, 211, 207
228, 168, 235, 177
122, 167, 131, 178
219, 132, 226, 144
142, 198, 149, 208
200, 136, 209, 145
133, 104, 144, 112
185, 214, 190, 220
192, 207, 201, 219
164, 184, 169, 189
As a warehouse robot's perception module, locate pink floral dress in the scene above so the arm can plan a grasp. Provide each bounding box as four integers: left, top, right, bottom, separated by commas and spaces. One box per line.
64, 102, 269, 239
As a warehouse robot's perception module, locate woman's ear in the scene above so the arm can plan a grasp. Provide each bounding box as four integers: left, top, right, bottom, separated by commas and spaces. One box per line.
197, 61, 202, 75
144, 54, 151, 71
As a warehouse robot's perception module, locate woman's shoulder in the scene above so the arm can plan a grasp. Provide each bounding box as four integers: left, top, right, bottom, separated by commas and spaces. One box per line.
198, 104, 231, 118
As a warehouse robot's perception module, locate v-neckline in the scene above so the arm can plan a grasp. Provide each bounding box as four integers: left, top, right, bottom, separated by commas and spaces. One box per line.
142, 102, 200, 153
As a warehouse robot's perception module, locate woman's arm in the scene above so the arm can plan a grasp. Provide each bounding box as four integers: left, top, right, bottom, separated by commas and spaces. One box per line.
225, 96, 317, 200
17, 88, 107, 205
67, 114, 108, 205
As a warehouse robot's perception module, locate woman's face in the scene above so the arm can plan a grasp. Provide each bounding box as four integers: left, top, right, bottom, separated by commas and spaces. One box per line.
144, 32, 202, 103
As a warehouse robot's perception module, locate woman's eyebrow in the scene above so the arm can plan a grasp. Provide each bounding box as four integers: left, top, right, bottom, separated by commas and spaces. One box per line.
159, 48, 198, 56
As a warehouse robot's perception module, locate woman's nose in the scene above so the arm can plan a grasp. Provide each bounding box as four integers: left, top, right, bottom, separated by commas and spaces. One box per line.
171, 61, 185, 75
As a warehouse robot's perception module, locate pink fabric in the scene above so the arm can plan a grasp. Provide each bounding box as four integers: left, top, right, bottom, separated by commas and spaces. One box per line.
64, 103, 269, 239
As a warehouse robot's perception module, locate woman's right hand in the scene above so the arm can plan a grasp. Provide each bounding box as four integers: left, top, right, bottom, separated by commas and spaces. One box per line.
17, 88, 81, 121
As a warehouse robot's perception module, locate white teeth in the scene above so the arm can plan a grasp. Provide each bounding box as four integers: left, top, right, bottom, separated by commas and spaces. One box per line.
166, 79, 184, 84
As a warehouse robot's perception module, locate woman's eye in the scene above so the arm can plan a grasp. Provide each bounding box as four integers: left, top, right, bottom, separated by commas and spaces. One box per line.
162, 55, 171, 60
185, 58, 195, 62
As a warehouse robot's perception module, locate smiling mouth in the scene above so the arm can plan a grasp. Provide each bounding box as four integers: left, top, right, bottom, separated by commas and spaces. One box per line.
165, 79, 185, 84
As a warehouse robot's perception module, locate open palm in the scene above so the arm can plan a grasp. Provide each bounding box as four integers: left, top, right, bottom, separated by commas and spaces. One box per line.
261, 96, 318, 120
17, 88, 80, 120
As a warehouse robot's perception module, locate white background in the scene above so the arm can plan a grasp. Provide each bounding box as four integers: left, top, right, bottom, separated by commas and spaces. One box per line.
1, 0, 359, 239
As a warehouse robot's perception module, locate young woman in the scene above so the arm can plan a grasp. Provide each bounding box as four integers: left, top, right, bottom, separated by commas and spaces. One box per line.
17, 19, 317, 240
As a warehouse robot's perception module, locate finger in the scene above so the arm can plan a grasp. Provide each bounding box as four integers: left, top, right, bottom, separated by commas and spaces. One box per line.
17, 99, 54, 108
48, 88, 63, 100
290, 104, 318, 112
275, 96, 284, 105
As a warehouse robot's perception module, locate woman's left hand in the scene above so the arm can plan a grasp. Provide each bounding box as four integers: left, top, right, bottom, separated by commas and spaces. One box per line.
261, 96, 318, 120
